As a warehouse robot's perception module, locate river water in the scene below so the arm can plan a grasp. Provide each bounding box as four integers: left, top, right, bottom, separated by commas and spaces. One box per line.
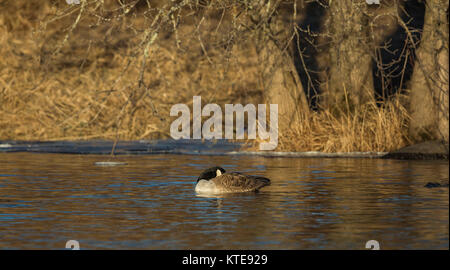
0, 148, 448, 249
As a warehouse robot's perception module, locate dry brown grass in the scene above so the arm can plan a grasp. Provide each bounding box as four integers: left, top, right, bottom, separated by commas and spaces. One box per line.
0, 1, 262, 140
0, 0, 411, 152
275, 95, 411, 152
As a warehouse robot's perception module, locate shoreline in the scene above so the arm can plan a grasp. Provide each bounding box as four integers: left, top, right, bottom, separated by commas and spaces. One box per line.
0, 140, 447, 160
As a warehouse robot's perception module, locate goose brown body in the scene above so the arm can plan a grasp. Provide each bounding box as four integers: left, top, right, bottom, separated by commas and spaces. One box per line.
195, 166, 271, 194
209, 173, 270, 193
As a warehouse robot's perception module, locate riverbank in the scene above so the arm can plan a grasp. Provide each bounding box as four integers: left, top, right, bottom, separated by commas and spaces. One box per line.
0, 140, 447, 160
0, 1, 439, 153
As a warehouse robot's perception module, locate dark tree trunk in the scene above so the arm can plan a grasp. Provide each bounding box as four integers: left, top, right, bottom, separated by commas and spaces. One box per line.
323, 0, 375, 112
409, 0, 449, 142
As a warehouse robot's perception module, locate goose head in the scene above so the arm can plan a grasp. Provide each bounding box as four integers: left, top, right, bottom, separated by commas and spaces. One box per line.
197, 166, 226, 182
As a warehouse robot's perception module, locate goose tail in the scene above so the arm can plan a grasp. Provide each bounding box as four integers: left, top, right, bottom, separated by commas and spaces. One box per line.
255, 176, 271, 188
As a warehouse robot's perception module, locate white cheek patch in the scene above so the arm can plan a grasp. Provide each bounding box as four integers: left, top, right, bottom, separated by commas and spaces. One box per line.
216, 169, 222, 176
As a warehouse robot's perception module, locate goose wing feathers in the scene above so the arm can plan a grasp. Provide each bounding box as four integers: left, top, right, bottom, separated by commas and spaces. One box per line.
211, 172, 271, 192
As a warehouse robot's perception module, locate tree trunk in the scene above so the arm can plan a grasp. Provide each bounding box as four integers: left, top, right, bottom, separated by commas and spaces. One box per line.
409, 0, 449, 143
323, 0, 375, 112
259, 38, 309, 137
252, 1, 309, 139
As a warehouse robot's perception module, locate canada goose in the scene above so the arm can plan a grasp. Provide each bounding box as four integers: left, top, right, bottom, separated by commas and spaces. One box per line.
195, 166, 271, 194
